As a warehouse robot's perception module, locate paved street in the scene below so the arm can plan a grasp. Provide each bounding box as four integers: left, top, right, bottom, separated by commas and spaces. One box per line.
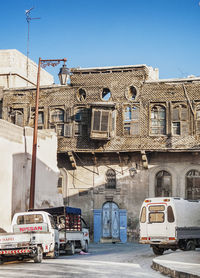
0, 243, 166, 278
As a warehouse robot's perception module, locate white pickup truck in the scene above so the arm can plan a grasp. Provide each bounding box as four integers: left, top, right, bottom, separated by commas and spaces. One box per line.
31, 206, 90, 255
0, 211, 59, 264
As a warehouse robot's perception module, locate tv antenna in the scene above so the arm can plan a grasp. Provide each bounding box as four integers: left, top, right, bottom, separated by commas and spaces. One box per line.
25, 7, 40, 81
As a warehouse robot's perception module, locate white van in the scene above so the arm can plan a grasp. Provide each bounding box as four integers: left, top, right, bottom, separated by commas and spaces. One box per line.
139, 197, 200, 255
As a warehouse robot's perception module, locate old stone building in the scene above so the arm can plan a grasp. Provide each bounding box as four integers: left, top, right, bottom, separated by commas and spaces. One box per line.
1, 64, 200, 241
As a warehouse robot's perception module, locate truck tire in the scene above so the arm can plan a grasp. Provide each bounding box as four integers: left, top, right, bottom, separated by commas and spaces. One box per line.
34, 246, 43, 263
82, 241, 88, 253
0, 258, 4, 265
48, 243, 59, 259
68, 242, 75, 255
152, 246, 164, 256
185, 240, 196, 251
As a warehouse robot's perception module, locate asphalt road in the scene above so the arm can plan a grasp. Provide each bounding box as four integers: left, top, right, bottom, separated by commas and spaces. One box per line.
0, 243, 166, 278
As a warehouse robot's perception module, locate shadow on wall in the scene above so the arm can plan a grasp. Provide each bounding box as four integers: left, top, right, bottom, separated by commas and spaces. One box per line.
12, 152, 63, 218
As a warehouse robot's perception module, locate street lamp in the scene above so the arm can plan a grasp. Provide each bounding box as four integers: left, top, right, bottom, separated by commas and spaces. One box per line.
29, 57, 68, 210
58, 62, 71, 85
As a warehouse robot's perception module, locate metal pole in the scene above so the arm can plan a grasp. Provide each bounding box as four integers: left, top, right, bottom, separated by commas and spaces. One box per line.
29, 57, 41, 209
29, 57, 67, 210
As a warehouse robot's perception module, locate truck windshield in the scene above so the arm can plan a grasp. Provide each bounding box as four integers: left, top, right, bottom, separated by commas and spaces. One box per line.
17, 214, 43, 224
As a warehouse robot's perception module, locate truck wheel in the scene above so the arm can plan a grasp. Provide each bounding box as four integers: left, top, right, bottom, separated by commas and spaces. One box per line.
68, 242, 75, 255
0, 258, 4, 265
152, 246, 164, 256
34, 246, 43, 263
82, 241, 88, 253
49, 243, 59, 259
185, 240, 196, 251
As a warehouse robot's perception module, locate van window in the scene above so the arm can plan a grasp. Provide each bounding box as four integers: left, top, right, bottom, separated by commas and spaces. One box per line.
149, 205, 165, 211
167, 206, 175, 223
149, 212, 164, 223
140, 207, 146, 223
17, 214, 43, 225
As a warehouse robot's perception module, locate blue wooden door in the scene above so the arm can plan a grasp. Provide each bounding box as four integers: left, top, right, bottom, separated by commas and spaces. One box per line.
93, 209, 102, 243
102, 202, 119, 239
119, 209, 127, 243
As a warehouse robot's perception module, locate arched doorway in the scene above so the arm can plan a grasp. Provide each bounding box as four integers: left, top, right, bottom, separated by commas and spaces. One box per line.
155, 170, 172, 197
102, 202, 119, 239
186, 170, 200, 200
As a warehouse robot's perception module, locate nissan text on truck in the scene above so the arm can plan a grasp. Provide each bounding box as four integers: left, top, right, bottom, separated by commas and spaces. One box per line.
0, 211, 59, 264
139, 197, 200, 255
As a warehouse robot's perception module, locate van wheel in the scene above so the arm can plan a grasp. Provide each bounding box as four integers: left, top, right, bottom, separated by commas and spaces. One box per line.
34, 246, 43, 263
68, 242, 75, 255
185, 240, 196, 251
82, 241, 88, 253
152, 246, 164, 255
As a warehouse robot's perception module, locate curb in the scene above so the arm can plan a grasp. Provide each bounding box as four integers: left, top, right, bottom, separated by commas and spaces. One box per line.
152, 261, 200, 278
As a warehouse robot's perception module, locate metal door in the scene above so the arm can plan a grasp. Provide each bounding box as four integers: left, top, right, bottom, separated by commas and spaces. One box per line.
102, 202, 119, 239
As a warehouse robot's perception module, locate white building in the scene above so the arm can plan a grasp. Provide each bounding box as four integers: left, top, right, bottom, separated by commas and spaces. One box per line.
0, 119, 63, 232
0, 49, 54, 88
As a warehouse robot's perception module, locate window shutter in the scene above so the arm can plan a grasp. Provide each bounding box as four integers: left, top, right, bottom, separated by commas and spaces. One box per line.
181, 107, 188, 121
181, 121, 189, 135
64, 124, 73, 137
66, 108, 72, 123
172, 108, 179, 121
16, 113, 23, 126
196, 121, 200, 134
93, 110, 101, 131
132, 107, 139, 120
130, 122, 139, 135
101, 111, 109, 131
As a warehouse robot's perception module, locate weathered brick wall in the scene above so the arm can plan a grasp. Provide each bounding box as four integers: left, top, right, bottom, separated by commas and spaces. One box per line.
2, 65, 200, 153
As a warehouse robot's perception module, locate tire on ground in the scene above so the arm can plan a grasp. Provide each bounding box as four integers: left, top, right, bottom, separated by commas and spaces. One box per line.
152, 246, 164, 256
68, 242, 75, 255
82, 241, 88, 253
48, 243, 59, 259
34, 246, 43, 263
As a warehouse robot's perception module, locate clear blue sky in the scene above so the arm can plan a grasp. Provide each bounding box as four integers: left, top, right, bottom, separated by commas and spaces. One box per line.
1, 0, 200, 82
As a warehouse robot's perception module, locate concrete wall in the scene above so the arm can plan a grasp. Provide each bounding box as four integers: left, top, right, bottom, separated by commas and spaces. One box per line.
0, 120, 62, 232
0, 49, 54, 88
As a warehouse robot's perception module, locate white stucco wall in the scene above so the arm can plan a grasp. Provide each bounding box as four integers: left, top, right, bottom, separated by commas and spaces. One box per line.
0, 120, 63, 232
0, 49, 54, 88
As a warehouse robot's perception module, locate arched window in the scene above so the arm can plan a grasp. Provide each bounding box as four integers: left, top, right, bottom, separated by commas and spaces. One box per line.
10, 109, 23, 126
74, 108, 89, 136
172, 104, 189, 135
186, 170, 200, 200
50, 108, 64, 136
105, 169, 116, 189
195, 105, 200, 135
102, 88, 111, 101
126, 86, 137, 100
77, 88, 86, 101
51, 109, 64, 122
150, 105, 166, 135
124, 105, 139, 135
155, 170, 172, 197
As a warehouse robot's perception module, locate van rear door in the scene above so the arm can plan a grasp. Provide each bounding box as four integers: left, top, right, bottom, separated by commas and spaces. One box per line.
147, 203, 167, 238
